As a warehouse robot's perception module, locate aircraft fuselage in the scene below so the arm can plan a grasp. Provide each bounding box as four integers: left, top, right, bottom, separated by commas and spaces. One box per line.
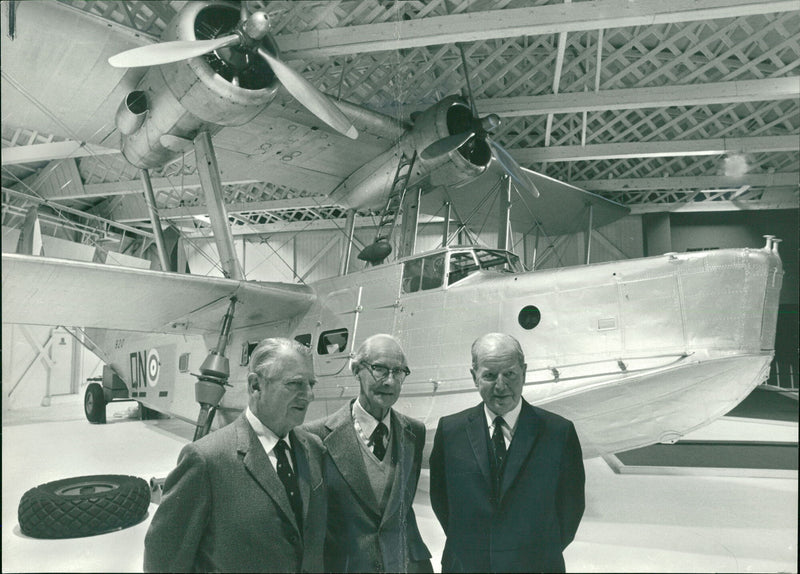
93, 243, 782, 458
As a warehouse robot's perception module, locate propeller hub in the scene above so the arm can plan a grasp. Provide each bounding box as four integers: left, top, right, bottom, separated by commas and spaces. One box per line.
243, 11, 271, 41
481, 113, 501, 133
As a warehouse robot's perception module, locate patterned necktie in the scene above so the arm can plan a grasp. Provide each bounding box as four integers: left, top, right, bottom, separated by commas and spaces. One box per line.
274, 439, 303, 529
492, 416, 507, 477
369, 422, 388, 461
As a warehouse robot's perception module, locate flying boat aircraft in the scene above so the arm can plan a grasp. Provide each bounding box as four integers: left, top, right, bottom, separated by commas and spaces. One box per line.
2, 0, 783, 464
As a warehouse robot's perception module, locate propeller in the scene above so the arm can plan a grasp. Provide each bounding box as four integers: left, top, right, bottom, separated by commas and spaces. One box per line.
108, 10, 358, 140
420, 43, 539, 198
107, 35, 240, 68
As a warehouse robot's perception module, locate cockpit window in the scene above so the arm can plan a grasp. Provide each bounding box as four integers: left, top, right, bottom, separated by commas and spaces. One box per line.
448, 249, 522, 285
402, 254, 445, 293
448, 252, 479, 285
474, 249, 521, 273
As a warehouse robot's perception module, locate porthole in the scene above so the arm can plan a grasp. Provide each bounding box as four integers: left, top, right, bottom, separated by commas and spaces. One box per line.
518, 305, 541, 330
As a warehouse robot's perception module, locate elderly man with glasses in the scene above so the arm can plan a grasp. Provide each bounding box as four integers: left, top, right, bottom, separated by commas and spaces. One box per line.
304, 333, 432, 573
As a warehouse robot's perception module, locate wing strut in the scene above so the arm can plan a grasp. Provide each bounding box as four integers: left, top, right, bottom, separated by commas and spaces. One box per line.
194, 131, 244, 280
193, 297, 237, 441
140, 168, 171, 270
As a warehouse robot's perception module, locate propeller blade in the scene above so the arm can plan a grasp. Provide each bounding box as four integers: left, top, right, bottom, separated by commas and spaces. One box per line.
456, 43, 478, 117
257, 48, 358, 139
108, 35, 240, 68
488, 137, 540, 198
420, 130, 475, 161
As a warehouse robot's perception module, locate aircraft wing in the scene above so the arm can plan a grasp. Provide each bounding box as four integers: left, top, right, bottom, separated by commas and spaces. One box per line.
421, 163, 630, 237
2, 254, 316, 335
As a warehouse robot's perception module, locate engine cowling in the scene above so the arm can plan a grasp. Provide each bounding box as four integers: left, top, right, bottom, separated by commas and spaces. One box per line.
405, 94, 492, 188
117, 1, 280, 169
332, 95, 493, 211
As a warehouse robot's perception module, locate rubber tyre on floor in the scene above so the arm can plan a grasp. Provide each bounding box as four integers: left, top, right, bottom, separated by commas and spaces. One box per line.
18, 474, 150, 539
84, 382, 106, 424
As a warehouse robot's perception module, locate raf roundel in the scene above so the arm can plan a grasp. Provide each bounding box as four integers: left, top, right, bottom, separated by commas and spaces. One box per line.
146, 348, 160, 387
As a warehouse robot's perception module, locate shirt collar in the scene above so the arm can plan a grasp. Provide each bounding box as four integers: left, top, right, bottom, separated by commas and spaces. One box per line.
353, 397, 392, 438
245, 406, 285, 452
484, 399, 522, 431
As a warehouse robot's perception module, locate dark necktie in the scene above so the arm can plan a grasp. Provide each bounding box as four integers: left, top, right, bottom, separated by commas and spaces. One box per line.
274, 439, 303, 529
369, 422, 388, 461
491, 416, 507, 484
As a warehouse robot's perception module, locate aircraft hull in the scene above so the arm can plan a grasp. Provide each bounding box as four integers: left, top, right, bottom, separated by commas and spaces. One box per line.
386, 351, 772, 458
8, 243, 781, 460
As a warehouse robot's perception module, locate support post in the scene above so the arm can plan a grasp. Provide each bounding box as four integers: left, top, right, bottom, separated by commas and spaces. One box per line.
442, 201, 452, 248
139, 169, 170, 271
193, 131, 243, 280
497, 176, 511, 251
340, 209, 356, 276
585, 203, 594, 264
398, 187, 421, 259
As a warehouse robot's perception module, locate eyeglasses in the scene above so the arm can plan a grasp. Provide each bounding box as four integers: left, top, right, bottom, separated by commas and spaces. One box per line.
359, 361, 410, 382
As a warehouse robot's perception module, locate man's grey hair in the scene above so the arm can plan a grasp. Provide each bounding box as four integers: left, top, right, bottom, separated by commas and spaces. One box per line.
471, 332, 525, 370
249, 337, 311, 379
350, 334, 406, 374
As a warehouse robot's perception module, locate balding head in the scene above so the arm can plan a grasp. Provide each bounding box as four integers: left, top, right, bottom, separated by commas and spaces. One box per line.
352, 334, 408, 420
471, 332, 525, 371
470, 333, 527, 416
352, 334, 407, 375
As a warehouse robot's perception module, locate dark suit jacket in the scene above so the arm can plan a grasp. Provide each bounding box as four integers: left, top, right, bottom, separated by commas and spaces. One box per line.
143, 414, 327, 573
304, 401, 432, 573
430, 400, 585, 573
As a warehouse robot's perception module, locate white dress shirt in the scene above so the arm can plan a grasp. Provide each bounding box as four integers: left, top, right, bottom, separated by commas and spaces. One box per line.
484, 399, 522, 449
245, 406, 293, 471
352, 398, 392, 451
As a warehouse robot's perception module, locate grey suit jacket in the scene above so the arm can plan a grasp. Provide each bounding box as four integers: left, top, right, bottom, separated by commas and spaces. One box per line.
430, 400, 585, 573
304, 401, 432, 573
144, 414, 327, 573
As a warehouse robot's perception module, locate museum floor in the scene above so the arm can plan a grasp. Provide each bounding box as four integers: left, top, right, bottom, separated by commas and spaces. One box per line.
3, 389, 797, 573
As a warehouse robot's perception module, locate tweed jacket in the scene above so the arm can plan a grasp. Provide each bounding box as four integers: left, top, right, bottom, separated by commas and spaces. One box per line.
144, 413, 327, 573
304, 401, 432, 573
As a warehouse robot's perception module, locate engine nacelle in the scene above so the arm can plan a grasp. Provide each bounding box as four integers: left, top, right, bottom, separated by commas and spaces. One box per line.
117, 1, 280, 169
405, 94, 491, 188
332, 95, 492, 211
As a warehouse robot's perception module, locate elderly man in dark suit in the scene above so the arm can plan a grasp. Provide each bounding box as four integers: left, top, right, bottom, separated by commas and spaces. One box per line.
430, 332, 585, 573
304, 334, 432, 573
144, 338, 326, 573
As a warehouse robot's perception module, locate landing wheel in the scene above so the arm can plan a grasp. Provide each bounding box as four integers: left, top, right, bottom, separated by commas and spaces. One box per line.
84, 383, 106, 424
18, 474, 150, 538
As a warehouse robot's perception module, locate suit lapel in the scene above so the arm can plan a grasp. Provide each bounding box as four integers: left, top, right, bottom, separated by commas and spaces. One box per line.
380, 411, 416, 527
465, 405, 492, 489
500, 400, 540, 502
324, 403, 381, 515
236, 416, 300, 533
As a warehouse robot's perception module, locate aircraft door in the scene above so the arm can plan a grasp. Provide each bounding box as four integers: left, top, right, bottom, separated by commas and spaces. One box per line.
314, 287, 361, 377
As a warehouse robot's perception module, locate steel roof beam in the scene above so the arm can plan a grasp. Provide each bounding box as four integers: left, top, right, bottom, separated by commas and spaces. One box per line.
479, 77, 800, 117
512, 135, 799, 162
279, 0, 798, 59
572, 173, 799, 191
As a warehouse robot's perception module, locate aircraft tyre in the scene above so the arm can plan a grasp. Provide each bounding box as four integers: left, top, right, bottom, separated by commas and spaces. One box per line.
18, 474, 150, 538
84, 382, 106, 424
